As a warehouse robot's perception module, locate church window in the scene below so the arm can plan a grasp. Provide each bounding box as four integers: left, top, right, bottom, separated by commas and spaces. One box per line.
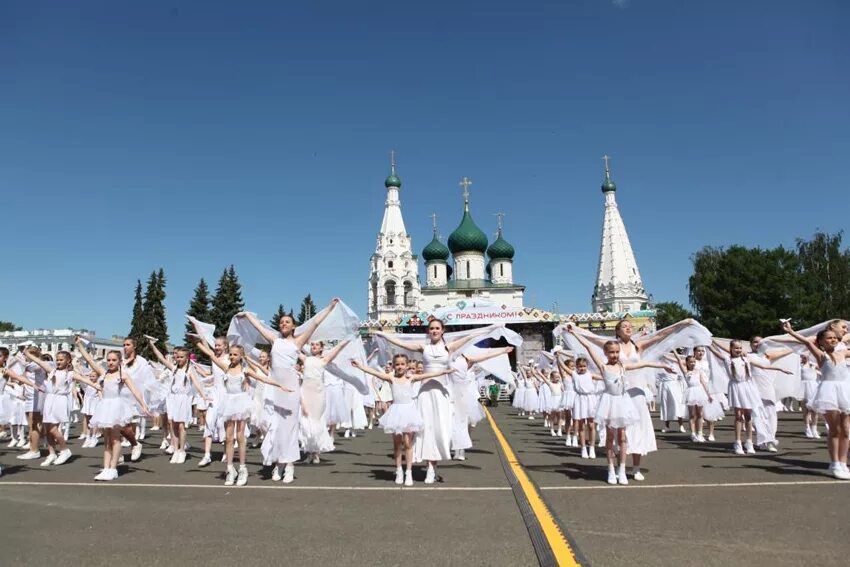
433, 266, 437, 279
388, 261, 394, 269
385, 281, 396, 306
500, 264, 504, 277
403, 281, 413, 307
466, 261, 470, 278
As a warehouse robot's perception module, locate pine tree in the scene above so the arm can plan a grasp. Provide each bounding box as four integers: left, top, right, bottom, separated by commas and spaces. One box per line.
185, 278, 212, 359
297, 294, 317, 325
128, 280, 144, 346
138, 269, 168, 358
270, 304, 288, 333
210, 265, 245, 336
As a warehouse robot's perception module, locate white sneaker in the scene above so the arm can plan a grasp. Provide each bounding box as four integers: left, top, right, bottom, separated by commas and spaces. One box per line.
17, 450, 41, 460
78, 432, 87, 440
131, 444, 143, 462
15, 438, 28, 448
54, 449, 72, 465
198, 454, 212, 467
812, 428, 821, 439
557, 429, 563, 437
94, 469, 110, 481
679, 425, 686, 433
117, 455, 125, 465
690, 433, 698, 442
588, 447, 596, 459
282, 463, 294, 484
150, 426, 160, 431
311, 455, 320, 464
581, 446, 589, 459
224, 466, 237, 486
804, 426, 814, 438
165, 445, 175, 455
6, 438, 16, 448
236, 465, 248, 486
708, 434, 716, 442
121, 440, 131, 448
832, 464, 850, 480
550, 429, 556, 437
404, 469, 413, 486
424, 465, 436, 484
632, 469, 644, 481
607, 466, 617, 485
159, 439, 169, 450
767, 442, 778, 453
169, 451, 179, 464
528, 415, 535, 421
176, 450, 186, 464
40, 453, 57, 467
344, 429, 351, 438
660, 428, 668, 433
395, 467, 404, 485
271, 466, 281, 481
454, 449, 465, 461
733, 442, 745, 455
618, 466, 629, 485
745, 441, 756, 454
571, 435, 579, 446
697, 434, 706, 443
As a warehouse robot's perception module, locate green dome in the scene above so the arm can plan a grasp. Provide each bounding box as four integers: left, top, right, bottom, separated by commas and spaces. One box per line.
385, 173, 402, 188
601, 172, 616, 193
448, 209, 488, 254
487, 233, 515, 260
422, 235, 450, 262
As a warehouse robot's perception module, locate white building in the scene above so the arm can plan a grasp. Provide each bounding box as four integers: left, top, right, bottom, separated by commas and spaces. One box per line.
591, 155, 650, 313
0, 328, 123, 359
366, 153, 422, 324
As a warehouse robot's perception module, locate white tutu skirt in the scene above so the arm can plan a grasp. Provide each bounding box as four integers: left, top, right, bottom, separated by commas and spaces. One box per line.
684, 386, 709, 407
810, 380, 850, 414
561, 389, 576, 412
42, 393, 70, 425
537, 386, 551, 413
380, 402, 424, 434
595, 392, 639, 429
521, 390, 539, 413
219, 392, 252, 421
512, 389, 525, 409
801, 381, 819, 404
467, 397, 486, 426
166, 392, 194, 423
8, 400, 26, 426
324, 386, 348, 425
299, 413, 335, 453
702, 398, 726, 422
145, 381, 169, 416
572, 394, 598, 420
90, 398, 134, 428
82, 392, 100, 415
194, 392, 212, 411
728, 380, 762, 410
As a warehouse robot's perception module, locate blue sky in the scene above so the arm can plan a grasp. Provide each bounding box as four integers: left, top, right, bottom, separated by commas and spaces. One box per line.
1, 0, 847, 338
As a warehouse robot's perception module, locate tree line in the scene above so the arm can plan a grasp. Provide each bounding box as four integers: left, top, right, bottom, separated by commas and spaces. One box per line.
655, 231, 850, 339
126, 264, 318, 360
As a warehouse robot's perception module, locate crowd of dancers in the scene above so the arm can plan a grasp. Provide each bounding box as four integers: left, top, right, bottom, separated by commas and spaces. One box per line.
1, 303, 848, 486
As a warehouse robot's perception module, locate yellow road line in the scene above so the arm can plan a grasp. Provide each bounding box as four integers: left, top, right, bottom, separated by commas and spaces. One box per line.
484, 407, 582, 567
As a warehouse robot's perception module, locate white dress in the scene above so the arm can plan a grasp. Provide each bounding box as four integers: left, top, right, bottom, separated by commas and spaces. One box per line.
621, 347, 657, 455
658, 369, 687, 421
5, 383, 26, 426
512, 378, 526, 409
572, 372, 598, 420
90, 377, 134, 428
449, 359, 474, 451
261, 338, 301, 465
324, 371, 348, 426
165, 368, 195, 424
560, 377, 576, 413
595, 366, 640, 429
727, 358, 762, 410
42, 369, 73, 425
414, 343, 453, 462
521, 379, 539, 413
299, 357, 334, 454
683, 370, 709, 407
379, 380, 424, 434
801, 363, 819, 405
219, 371, 253, 421
537, 378, 552, 413
546, 381, 564, 412
23, 362, 46, 413
810, 356, 850, 414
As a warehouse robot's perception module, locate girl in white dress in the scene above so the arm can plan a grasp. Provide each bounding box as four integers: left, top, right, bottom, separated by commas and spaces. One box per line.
78, 348, 150, 481
554, 356, 578, 444
657, 359, 686, 434
19, 350, 100, 467
536, 368, 564, 438
374, 319, 491, 484
1, 362, 40, 451
557, 353, 598, 458
693, 346, 722, 441
239, 298, 339, 484
782, 321, 850, 479
674, 352, 712, 442
800, 354, 821, 438
569, 328, 673, 485
296, 339, 348, 464
512, 371, 527, 415
518, 367, 540, 419
353, 355, 450, 486
16, 346, 47, 461
195, 339, 288, 485
146, 340, 210, 464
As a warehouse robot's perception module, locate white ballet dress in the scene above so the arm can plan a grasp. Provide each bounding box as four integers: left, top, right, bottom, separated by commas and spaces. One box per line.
465, 375, 486, 426
546, 381, 564, 412
537, 379, 552, 413
620, 347, 657, 455
449, 359, 474, 451
323, 370, 348, 426
261, 338, 301, 465
521, 378, 539, 413
23, 362, 46, 413
82, 380, 101, 416
413, 342, 453, 462
42, 369, 73, 425
219, 371, 253, 421
726, 358, 762, 410
560, 377, 576, 413
5, 383, 26, 426
299, 357, 334, 454
800, 364, 819, 404
595, 366, 640, 429
572, 372, 598, 420
165, 368, 195, 424
512, 378, 526, 409
379, 380, 424, 434
658, 369, 686, 421
683, 370, 709, 407
90, 376, 134, 428
810, 356, 850, 414
375, 378, 394, 403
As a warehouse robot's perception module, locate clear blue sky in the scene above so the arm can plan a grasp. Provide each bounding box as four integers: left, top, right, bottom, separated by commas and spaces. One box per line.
1, 1, 847, 338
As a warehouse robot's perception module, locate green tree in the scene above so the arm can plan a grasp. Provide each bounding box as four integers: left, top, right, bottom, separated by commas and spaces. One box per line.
297, 294, 318, 325
0, 321, 22, 332
795, 231, 850, 326
269, 304, 289, 333
688, 245, 800, 338
139, 269, 168, 358
127, 279, 145, 346
654, 301, 694, 329
185, 278, 212, 359
210, 265, 245, 336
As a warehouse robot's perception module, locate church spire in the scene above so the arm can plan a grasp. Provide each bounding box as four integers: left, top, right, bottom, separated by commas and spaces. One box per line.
592, 155, 648, 313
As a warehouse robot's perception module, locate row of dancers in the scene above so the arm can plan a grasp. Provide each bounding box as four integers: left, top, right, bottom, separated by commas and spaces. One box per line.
0, 300, 511, 486
509, 318, 850, 483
